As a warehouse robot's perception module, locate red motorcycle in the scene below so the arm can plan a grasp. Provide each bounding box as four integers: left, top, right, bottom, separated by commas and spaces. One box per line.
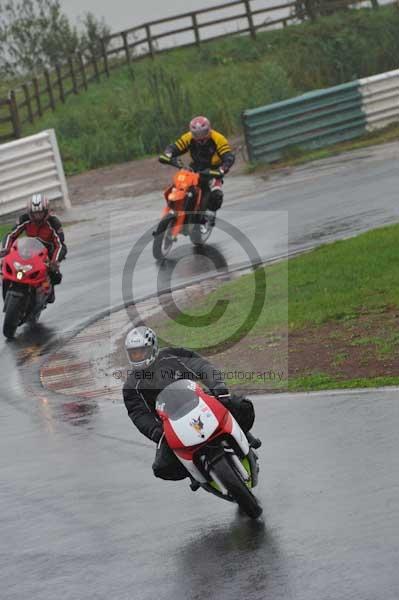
153, 157, 223, 260
156, 379, 262, 519
1, 238, 52, 338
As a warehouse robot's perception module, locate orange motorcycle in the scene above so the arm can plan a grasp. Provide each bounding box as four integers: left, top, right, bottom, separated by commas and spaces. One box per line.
153, 156, 223, 260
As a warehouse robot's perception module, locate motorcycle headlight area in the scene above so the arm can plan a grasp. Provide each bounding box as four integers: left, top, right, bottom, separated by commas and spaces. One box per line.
13, 261, 33, 273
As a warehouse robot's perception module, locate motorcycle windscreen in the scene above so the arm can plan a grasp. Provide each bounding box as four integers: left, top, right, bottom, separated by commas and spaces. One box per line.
15, 238, 46, 260
157, 379, 200, 420
158, 380, 220, 447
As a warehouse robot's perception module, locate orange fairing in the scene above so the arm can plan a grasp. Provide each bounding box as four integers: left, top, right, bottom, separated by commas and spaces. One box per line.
164, 169, 200, 202
162, 169, 202, 237
174, 169, 200, 188
168, 188, 186, 202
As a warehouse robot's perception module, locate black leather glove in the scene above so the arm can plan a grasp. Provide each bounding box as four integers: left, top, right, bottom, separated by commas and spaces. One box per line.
48, 262, 62, 285
228, 393, 247, 410
49, 260, 59, 272
212, 382, 230, 401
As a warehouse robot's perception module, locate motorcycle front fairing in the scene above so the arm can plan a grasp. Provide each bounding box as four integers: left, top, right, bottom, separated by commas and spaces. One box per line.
162, 169, 202, 237
2, 238, 51, 315
156, 380, 251, 487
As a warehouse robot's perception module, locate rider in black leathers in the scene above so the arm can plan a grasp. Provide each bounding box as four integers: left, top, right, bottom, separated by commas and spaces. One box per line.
122, 326, 258, 482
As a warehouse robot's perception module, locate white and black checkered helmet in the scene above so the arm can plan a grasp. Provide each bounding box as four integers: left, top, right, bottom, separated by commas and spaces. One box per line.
28, 193, 49, 222
125, 326, 159, 369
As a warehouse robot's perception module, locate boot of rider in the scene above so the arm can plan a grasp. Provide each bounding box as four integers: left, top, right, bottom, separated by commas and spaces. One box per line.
207, 184, 224, 227
209, 180, 223, 209
189, 475, 201, 492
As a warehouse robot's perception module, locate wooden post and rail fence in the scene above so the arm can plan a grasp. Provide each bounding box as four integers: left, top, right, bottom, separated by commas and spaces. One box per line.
0, 0, 379, 143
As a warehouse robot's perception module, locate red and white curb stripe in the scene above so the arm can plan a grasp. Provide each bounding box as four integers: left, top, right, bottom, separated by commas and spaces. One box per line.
40, 278, 229, 401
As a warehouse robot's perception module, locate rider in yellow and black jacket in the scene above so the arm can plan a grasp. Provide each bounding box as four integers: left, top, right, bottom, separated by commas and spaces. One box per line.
160, 116, 235, 213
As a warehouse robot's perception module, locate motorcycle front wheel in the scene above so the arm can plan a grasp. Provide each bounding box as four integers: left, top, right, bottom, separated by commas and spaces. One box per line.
153, 214, 175, 260
212, 455, 262, 519
189, 214, 213, 247
3, 293, 23, 339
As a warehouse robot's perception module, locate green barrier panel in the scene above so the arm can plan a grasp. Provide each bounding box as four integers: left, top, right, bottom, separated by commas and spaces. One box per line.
242, 80, 366, 162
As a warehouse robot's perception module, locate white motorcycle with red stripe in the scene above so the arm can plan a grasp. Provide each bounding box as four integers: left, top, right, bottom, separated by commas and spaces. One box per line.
156, 379, 262, 519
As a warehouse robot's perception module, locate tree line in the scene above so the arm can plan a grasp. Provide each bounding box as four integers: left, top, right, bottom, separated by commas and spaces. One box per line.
0, 0, 110, 78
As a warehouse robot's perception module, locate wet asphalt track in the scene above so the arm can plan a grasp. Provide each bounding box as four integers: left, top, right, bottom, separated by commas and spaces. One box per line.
1, 145, 399, 599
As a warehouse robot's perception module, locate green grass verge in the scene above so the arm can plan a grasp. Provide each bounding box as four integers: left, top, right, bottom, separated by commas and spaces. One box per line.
0, 224, 12, 239
289, 374, 399, 391
156, 223, 399, 342
151, 223, 399, 392
153, 259, 288, 351
14, 5, 399, 175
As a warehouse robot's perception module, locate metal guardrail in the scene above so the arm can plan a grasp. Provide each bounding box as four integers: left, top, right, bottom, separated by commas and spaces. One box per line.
359, 69, 399, 131
0, 129, 71, 217
243, 82, 365, 162
242, 69, 399, 163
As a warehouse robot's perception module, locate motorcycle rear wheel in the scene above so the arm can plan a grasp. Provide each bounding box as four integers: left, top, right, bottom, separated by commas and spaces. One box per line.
3, 293, 23, 339
212, 455, 262, 519
153, 215, 175, 260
